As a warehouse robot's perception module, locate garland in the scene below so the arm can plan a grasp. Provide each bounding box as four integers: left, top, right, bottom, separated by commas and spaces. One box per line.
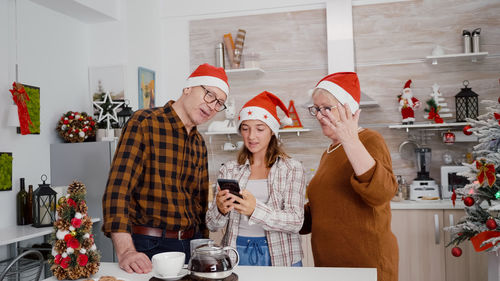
56, 111, 96, 143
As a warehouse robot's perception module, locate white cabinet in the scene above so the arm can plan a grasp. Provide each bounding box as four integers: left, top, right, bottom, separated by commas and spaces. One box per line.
392, 209, 487, 281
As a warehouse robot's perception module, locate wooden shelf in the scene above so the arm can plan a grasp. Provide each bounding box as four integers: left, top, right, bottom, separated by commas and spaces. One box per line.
388, 122, 469, 129
425, 52, 488, 65
225, 67, 265, 79
204, 127, 311, 136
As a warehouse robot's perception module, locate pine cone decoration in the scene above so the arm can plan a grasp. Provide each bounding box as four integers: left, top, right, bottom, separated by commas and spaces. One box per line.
54, 240, 66, 254
51, 265, 68, 280
68, 181, 87, 195
77, 200, 88, 214
84, 262, 99, 277
55, 219, 70, 231
82, 217, 93, 232
67, 267, 82, 280
82, 238, 92, 249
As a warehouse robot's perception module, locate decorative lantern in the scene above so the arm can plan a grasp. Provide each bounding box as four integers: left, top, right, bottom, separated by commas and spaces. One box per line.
117, 99, 134, 128
32, 174, 57, 228
455, 80, 478, 122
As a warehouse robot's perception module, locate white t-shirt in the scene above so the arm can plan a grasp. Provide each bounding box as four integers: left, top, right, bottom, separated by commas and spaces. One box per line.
238, 179, 269, 237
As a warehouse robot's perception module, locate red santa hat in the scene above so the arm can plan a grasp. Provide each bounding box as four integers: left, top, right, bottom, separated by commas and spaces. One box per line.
185, 63, 229, 96
402, 79, 413, 95
237, 91, 292, 136
404, 79, 412, 89
314, 72, 360, 113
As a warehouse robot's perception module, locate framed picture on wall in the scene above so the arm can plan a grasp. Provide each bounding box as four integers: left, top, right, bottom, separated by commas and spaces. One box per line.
23, 84, 40, 134
138, 67, 155, 109
89, 65, 125, 102
0, 152, 13, 191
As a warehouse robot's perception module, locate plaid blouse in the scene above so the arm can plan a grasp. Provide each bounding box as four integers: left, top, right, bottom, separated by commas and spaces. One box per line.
206, 157, 306, 266
102, 101, 209, 237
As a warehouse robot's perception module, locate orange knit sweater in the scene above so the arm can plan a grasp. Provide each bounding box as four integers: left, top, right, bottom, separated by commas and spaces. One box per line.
301, 129, 399, 281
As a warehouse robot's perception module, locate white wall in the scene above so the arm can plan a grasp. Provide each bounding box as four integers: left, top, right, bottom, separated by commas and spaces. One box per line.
0, 0, 90, 230
88, 0, 162, 110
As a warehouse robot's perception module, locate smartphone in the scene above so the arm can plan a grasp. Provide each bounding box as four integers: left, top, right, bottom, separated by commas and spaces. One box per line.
217, 179, 243, 199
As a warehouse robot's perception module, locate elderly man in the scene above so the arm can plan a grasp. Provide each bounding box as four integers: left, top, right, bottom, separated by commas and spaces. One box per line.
102, 63, 229, 274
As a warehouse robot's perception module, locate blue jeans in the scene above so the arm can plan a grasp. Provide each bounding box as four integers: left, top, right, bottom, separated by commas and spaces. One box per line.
236, 236, 302, 267
132, 232, 202, 263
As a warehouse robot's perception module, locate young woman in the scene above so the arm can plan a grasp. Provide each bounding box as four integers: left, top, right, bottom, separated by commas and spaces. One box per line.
206, 91, 305, 266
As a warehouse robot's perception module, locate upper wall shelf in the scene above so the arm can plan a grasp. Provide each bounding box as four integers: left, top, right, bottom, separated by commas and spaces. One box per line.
204, 127, 311, 136
225, 68, 265, 79
388, 122, 468, 129
425, 52, 488, 65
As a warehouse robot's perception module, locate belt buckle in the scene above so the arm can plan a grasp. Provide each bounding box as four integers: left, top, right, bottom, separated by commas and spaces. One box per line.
178, 230, 183, 240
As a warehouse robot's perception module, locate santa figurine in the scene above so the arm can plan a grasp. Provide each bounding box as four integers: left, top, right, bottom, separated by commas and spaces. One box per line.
398, 79, 421, 124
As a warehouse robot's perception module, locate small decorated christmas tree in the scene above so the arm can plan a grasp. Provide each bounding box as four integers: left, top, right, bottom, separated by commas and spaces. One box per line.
48, 181, 100, 280
445, 99, 500, 256
424, 83, 452, 123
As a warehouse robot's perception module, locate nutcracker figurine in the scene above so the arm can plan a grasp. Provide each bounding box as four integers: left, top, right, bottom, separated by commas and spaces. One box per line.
398, 79, 421, 124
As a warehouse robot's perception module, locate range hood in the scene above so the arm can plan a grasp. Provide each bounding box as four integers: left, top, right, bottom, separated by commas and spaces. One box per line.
326, 0, 379, 108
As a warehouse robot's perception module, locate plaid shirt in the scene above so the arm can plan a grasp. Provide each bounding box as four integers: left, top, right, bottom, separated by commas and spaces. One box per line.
102, 101, 209, 237
206, 157, 305, 266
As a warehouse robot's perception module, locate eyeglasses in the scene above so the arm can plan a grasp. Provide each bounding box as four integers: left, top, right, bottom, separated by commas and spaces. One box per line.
200, 85, 227, 112
308, 105, 337, 116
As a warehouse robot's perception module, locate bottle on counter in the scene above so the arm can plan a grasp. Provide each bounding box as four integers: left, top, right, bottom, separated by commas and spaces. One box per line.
400, 177, 409, 200
392, 175, 404, 202
16, 178, 28, 225
26, 184, 34, 224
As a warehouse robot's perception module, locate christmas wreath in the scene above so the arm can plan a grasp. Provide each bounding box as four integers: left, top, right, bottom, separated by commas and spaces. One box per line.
56, 111, 96, 143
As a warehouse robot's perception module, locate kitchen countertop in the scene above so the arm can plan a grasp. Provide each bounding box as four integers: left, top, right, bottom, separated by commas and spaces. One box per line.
391, 199, 487, 210
42, 262, 377, 281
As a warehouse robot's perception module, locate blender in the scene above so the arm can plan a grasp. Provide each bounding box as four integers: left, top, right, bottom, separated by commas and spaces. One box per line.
409, 148, 440, 200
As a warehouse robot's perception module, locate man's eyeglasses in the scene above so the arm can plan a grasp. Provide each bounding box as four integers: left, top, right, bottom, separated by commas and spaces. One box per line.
308, 105, 337, 116
200, 85, 227, 112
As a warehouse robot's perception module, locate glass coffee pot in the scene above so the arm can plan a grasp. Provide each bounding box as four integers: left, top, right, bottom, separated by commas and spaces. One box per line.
188, 244, 239, 279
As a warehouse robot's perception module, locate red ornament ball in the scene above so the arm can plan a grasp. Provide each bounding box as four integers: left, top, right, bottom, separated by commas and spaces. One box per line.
498, 96, 500, 103
464, 196, 475, 207
451, 247, 462, 257
463, 125, 473, 136
487, 218, 498, 230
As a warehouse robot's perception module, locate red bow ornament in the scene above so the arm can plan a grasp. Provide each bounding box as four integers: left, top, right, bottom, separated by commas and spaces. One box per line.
494, 112, 500, 126
476, 160, 496, 187
9, 82, 33, 135
427, 107, 443, 123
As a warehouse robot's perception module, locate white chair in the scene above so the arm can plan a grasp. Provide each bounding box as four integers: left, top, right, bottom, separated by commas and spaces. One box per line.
0, 250, 44, 281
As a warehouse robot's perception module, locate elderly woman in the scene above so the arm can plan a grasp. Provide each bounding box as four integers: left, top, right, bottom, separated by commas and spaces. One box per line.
300, 72, 398, 281
207, 91, 306, 266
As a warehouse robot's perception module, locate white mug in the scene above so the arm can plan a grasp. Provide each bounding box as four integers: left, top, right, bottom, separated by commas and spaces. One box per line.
223, 142, 236, 151
152, 251, 185, 277
236, 141, 244, 150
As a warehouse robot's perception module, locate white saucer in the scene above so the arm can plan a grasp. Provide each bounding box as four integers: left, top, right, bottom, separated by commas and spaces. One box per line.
153, 268, 189, 280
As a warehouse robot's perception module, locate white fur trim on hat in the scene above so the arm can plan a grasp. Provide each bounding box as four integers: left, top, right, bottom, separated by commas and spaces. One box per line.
237, 106, 281, 136
316, 81, 359, 113
185, 76, 229, 96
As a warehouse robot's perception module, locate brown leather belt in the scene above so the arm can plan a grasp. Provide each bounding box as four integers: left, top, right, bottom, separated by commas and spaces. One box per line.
132, 225, 195, 240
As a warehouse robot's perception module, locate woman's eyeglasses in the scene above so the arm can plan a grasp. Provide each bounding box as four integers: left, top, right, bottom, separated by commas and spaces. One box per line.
200, 85, 227, 112
308, 105, 337, 116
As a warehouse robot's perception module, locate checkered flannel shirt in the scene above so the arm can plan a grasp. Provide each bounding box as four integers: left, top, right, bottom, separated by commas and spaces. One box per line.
102, 101, 209, 237
206, 157, 306, 266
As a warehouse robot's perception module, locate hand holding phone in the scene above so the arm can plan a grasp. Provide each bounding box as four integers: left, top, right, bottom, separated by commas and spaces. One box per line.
217, 179, 243, 199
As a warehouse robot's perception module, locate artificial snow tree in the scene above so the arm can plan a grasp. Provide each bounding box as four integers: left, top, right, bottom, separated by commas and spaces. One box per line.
48, 181, 100, 280
424, 83, 452, 123
445, 99, 500, 256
